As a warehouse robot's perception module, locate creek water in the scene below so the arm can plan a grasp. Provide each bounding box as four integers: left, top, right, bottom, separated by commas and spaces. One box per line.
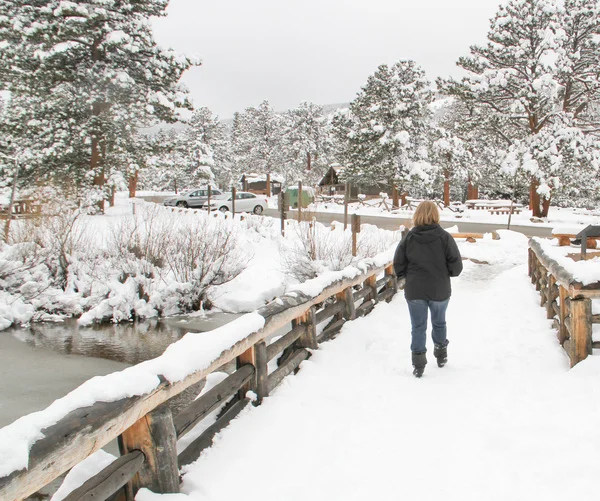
0, 312, 241, 428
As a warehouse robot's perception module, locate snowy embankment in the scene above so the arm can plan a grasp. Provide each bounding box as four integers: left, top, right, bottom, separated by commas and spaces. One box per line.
0, 193, 400, 331
48, 229, 600, 501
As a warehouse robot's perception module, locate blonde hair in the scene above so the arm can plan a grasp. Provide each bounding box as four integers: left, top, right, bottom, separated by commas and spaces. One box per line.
413, 201, 440, 227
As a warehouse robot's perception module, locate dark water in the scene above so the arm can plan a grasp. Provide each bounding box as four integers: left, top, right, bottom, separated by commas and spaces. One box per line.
10, 313, 242, 365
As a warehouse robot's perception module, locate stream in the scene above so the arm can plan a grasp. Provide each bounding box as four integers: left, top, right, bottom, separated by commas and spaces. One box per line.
0, 312, 241, 428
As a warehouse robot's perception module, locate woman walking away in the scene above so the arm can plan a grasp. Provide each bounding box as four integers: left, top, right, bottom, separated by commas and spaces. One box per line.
393, 201, 463, 378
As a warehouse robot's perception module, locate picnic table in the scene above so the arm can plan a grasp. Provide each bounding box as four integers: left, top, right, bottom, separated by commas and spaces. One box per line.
465, 199, 523, 215
0, 199, 41, 219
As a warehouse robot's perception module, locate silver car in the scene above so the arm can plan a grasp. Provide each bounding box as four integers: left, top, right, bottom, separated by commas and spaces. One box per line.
163, 188, 224, 208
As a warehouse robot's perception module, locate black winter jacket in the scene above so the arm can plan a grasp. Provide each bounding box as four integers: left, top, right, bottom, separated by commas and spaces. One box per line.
393, 224, 463, 301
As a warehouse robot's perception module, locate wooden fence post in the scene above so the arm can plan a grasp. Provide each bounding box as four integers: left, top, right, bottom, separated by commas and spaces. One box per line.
298, 180, 303, 222
254, 341, 268, 403
237, 346, 256, 398
279, 192, 286, 237
558, 286, 569, 345
385, 264, 399, 296
231, 186, 236, 215
366, 274, 378, 304
343, 287, 357, 320
569, 298, 592, 367
546, 275, 556, 320
351, 214, 361, 257
119, 406, 179, 498
344, 182, 349, 230
297, 306, 318, 349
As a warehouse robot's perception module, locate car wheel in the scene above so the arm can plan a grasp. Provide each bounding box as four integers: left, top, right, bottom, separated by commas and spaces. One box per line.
176, 201, 188, 208
253, 205, 264, 215
219, 206, 228, 213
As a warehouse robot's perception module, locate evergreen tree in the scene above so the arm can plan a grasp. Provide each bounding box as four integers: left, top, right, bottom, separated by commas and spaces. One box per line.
231, 101, 284, 190
341, 61, 434, 196
0, 0, 198, 209
183, 107, 230, 186
440, 0, 600, 216
281, 102, 331, 185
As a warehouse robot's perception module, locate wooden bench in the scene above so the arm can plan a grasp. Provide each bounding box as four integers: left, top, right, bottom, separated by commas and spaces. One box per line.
450, 232, 500, 243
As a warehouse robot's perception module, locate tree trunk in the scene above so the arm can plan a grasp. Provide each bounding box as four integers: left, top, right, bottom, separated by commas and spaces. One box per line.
392, 184, 399, 208
400, 192, 407, 207
530, 179, 542, 218
109, 187, 115, 207
541, 195, 551, 218
307, 152, 311, 171
91, 131, 105, 213
467, 181, 478, 200
266, 172, 271, 197
443, 170, 450, 207
128, 170, 138, 198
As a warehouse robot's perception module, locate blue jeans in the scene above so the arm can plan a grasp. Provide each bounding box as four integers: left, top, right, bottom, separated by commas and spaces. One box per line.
407, 299, 450, 353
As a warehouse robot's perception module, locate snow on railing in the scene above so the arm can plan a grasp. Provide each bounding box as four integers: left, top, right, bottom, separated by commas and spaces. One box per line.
528, 238, 600, 368
0, 247, 400, 501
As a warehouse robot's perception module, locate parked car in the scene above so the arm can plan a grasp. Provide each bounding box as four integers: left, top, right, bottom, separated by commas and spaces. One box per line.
206, 191, 268, 214
163, 188, 223, 208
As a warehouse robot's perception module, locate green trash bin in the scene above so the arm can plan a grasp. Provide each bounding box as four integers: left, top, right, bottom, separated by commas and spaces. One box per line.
284, 187, 314, 209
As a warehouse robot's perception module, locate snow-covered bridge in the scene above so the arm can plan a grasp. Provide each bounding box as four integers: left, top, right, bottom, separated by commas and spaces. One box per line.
1, 232, 600, 501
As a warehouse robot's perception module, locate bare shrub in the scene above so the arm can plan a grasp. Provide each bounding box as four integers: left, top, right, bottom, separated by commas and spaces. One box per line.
111, 203, 174, 278
8, 196, 90, 289
166, 216, 248, 309
282, 218, 402, 282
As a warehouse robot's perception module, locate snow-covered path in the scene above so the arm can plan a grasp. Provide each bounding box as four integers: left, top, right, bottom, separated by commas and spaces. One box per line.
166, 257, 600, 501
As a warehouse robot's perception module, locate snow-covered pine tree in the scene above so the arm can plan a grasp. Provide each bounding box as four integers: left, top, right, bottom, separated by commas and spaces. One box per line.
440, 0, 600, 216
0, 0, 198, 209
182, 107, 231, 187
341, 61, 434, 198
281, 102, 332, 185
231, 101, 284, 192
143, 128, 197, 194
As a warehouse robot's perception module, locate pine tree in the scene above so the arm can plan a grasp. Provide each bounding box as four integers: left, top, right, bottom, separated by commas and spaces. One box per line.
340, 61, 434, 197
0, 0, 198, 209
440, 0, 600, 216
231, 101, 284, 192
281, 102, 331, 185
183, 107, 231, 187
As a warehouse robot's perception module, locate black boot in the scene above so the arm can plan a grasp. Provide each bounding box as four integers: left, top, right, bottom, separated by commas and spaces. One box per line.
412, 352, 427, 378
434, 344, 448, 368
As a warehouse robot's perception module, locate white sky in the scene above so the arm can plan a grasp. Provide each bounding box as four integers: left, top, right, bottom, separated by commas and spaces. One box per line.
152, 0, 507, 119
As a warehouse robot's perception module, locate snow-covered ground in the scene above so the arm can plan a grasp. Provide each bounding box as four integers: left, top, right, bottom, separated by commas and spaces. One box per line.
0, 192, 397, 330
46, 229, 600, 501
292, 195, 600, 230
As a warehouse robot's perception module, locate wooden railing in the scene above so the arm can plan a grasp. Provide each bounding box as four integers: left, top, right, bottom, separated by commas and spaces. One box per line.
0, 257, 399, 501
528, 239, 600, 367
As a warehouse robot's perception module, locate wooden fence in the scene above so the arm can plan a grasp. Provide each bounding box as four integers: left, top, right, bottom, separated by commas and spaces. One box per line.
528, 239, 600, 367
0, 258, 399, 501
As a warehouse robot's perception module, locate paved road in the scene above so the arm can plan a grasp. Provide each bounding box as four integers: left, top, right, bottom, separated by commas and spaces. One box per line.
264, 208, 552, 238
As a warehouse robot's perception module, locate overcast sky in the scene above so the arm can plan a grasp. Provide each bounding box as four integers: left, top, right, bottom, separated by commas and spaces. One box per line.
152, 0, 507, 119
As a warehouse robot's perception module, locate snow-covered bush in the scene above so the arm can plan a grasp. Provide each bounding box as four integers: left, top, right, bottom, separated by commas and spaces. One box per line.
282, 218, 401, 281
165, 217, 248, 310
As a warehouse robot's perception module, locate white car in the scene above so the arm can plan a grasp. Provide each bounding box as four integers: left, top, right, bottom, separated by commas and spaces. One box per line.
208, 192, 268, 215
